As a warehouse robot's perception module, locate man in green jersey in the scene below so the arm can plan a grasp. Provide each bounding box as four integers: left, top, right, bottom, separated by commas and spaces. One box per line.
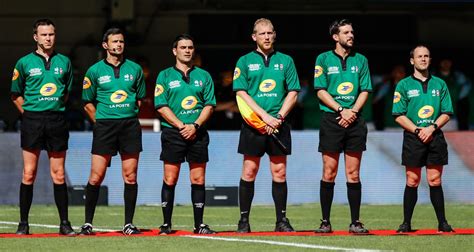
392, 45, 454, 233
80, 28, 146, 235
10, 19, 75, 236
313, 19, 371, 234
233, 18, 300, 233
155, 34, 216, 235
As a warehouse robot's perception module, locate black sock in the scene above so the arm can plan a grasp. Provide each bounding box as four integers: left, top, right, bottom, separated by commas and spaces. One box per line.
124, 183, 138, 225
84, 182, 101, 224
53, 183, 69, 222
161, 182, 175, 225
191, 184, 205, 228
429, 185, 447, 224
403, 185, 418, 224
347, 182, 362, 223
19, 183, 34, 223
320, 180, 335, 223
272, 181, 288, 222
239, 179, 254, 221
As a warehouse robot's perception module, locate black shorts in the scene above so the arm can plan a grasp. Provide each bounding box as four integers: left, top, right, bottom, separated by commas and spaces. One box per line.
402, 130, 448, 167
238, 122, 291, 157
92, 117, 142, 156
318, 112, 367, 153
21, 110, 69, 152
160, 127, 210, 163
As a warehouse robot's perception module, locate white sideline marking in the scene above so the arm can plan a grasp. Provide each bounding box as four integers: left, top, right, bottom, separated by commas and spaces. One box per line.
0, 221, 115, 232
1, 220, 391, 252
184, 235, 391, 252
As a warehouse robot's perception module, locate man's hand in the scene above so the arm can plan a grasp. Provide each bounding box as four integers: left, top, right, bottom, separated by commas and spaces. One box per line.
337, 109, 357, 128
179, 124, 197, 140
418, 126, 435, 144
261, 113, 281, 129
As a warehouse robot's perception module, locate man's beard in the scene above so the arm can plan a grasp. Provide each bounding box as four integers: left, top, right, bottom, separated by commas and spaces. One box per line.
340, 40, 353, 50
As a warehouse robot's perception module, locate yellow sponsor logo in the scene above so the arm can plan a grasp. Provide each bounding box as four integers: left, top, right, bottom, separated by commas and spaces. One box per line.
83, 77, 92, 89
110, 90, 128, 103
259, 79, 276, 92
337, 82, 354, 95
418, 105, 434, 119
314, 65, 323, 78
12, 69, 19, 81
233, 67, 241, 80
393, 92, 401, 103
40, 83, 57, 96
155, 84, 164, 97
181, 96, 198, 110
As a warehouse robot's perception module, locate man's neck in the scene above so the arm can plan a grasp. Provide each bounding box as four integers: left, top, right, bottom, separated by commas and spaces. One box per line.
414, 69, 429, 81
175, 60, 193, 75
106, 54, 123, 67
256, 47, 274, 58
36, 48, 54, 60
334, 44, 351, 59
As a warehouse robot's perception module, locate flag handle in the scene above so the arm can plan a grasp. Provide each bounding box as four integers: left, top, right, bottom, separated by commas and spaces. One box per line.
271, 133, 289, 154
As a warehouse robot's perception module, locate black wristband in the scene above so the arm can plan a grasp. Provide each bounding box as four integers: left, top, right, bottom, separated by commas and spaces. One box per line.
192, 122, 200, 130
432, 123, 439, 130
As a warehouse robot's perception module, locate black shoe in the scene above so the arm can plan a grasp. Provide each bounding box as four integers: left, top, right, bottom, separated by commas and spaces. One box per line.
237, 219, 251, 233
396, 222, 413, 233
349, 220, 369, 234
194, 224, 216, 234
159, 223, 172, 235
15, 221, 29, 235
59, 220, 76, 236
438, 222, 455, 232
79, 223, 94, 235
314, 219, 333, 233
274, 217, 295, 232
123, 223, 141, 235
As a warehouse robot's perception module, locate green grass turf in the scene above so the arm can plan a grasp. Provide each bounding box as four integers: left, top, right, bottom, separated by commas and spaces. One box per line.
0, 204, 473, 251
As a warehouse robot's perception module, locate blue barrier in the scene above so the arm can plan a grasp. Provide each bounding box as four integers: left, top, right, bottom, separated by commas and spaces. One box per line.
64, 131, 474, 205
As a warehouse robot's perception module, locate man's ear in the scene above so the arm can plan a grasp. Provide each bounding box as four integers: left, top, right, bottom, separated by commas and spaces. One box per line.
102, 42, 108, 50
251, 33, 257, 42
172, 48, 177, 56
410, 58, 414, 65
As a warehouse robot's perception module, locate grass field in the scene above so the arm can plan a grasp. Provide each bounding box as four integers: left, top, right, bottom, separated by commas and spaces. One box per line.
0, 204, 473, 251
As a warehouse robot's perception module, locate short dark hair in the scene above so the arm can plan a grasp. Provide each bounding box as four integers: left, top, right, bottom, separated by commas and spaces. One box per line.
329, 19, 352, 36
410, 45, 430, 58
172, 34, 194, 48
33, 18, 55, 34
102, 27, 124, 42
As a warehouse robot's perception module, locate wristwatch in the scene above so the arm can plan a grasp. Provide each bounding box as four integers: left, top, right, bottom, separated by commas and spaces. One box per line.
277, 113, 285, 122
337, 106, 344, 113
414, 128, 421, 134
432, 123, 439, 130
192, 122, 200, 130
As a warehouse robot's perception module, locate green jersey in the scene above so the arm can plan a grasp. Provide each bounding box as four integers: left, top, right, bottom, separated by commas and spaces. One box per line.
82, 59, 146, 119
314, 50, 372, 113
392, 75, 453, 127
11, 52, 73, 112
233, 51, 300, 116
154, 66, 216, 128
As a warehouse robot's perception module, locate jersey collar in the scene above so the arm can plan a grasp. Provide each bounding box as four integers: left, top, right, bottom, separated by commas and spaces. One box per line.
411, 74, 432, 93
253, 50, 276, 67
103, 59, 126, 79
33, 51, 58, 70
331, 50, 355, 71
173, 65, 195, 84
